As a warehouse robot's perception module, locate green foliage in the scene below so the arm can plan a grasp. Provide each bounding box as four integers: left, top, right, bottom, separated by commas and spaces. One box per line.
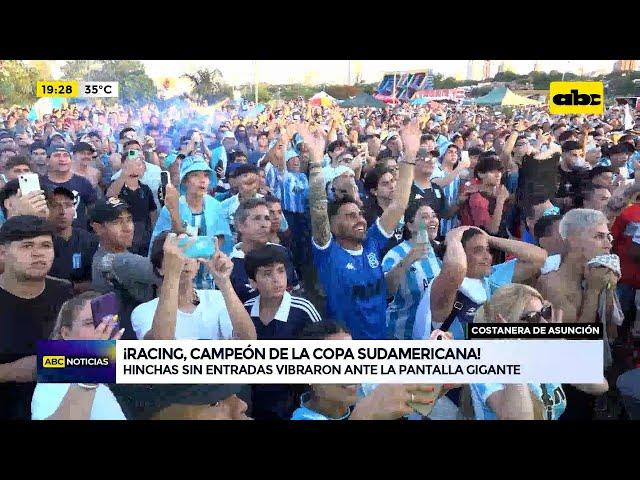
182, 68, 228, 104
59, 60, 157, 106
0, 60, 40, 107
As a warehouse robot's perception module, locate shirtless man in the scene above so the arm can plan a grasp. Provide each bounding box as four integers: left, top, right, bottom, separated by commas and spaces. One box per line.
72, 142, 101, 189
536, 208, 618, 324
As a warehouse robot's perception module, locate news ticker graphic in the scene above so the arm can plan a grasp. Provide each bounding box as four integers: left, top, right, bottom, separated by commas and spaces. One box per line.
467, 323, 603, 339
36, 81, 119, 98
38, 340, 116, 383
37, 339, 603, 385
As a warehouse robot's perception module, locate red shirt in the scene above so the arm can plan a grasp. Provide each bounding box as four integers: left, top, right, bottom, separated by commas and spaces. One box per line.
461, 191, 494, 228
611, 203, 640, 289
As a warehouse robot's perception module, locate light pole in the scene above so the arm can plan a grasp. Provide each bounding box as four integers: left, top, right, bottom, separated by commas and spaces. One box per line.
254, 60, 258, 103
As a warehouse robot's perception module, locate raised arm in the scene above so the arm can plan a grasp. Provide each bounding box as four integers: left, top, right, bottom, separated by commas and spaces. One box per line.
488, 235, 547, 283
384, 242, 428, 295
430, 227, 469, 324
500, 130, 519, 171
378, 122, 419, 235
431, 156, 471, 188
144, 233, 192, 340
204, 251, 256, 340
299, 125, 331, 247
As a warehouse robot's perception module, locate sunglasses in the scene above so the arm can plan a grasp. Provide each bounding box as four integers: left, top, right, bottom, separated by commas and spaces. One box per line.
520, 304, 553, 323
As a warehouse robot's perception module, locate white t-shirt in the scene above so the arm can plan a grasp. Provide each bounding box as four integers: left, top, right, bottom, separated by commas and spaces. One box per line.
32, 383, 126, 420
131, 289, 234, 339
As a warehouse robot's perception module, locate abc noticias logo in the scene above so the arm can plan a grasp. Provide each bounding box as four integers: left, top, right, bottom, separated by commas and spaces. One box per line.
549, 81, 604, 115
42, 355, 110, 368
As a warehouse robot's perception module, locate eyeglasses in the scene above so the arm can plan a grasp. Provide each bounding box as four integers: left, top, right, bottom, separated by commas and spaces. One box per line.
520, 303, 553, 323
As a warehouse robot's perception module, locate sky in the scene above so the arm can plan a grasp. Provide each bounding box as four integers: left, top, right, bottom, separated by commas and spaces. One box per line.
46, 60, 620, 86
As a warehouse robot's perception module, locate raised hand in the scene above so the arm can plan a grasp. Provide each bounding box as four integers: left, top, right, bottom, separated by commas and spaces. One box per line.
199, 250, 234, 287
15, 189, 49, 219
351, 384, 437, 420
399, 120, 422, 159
164, 183, 179, 214
92, 315, 125, 340
298, 123, 326, 163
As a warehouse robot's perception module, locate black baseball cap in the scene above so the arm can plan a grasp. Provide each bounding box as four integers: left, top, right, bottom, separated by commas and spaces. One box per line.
109, 384, 244, 420
561, 140, 581, 152
73, 141, 96, 153
49, 186, 75, 202
89, 197, 130, 224
29, 141, 47, 153
47, 144, 71, 156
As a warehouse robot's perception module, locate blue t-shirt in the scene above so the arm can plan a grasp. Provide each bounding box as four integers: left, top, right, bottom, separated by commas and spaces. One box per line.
471, 383, 566, 420
313, 219, 392, 340
382, 241, 442, 340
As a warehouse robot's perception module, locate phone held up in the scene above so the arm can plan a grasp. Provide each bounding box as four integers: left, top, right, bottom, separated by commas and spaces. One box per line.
18, 173, 41, 195
90, 292, 121, 334
178, 236, 216, 259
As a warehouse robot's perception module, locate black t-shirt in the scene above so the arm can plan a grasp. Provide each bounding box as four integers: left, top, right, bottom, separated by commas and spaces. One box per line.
406, 182, 447, 218
50, 229, 99, 284
111, 182, 157, 256
113, 182, 157, 224
41, 175, 98, 231
0, 277, 74, 419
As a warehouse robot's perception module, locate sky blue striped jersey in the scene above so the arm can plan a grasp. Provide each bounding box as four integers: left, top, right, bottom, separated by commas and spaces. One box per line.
382, 240, 442, 340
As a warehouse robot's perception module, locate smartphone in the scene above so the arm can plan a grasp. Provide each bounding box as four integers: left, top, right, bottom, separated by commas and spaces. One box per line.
178, 236, 216, 259
18, 173, 41, 195
90, 292, 120, 330
460, 150, 470, 164
160, 170, 170, 188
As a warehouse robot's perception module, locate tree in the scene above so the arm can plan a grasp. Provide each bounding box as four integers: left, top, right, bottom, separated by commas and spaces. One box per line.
0, 60, 40, 106
59, 60, 157, 106
60, 60, 101, 80
182, 68, 227, 104
89, 61, 156, 106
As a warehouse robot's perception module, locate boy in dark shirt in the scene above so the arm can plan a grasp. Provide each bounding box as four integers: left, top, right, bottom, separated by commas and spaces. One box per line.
0, 215, 73, 419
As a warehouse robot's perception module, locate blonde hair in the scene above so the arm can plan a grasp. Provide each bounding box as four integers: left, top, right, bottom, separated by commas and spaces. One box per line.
50, 291, 102, 339
475, 284, 544, 324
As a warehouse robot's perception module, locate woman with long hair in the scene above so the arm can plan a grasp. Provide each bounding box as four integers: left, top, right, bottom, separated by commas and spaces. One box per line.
470, 283, 608, 420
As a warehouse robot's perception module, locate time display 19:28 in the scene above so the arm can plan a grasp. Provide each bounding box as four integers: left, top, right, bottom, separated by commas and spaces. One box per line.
36, 81, 79, 98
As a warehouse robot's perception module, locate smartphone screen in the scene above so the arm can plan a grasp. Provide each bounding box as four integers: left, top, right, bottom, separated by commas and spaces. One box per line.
90, 292, 120, 330
178, 236, 216, 259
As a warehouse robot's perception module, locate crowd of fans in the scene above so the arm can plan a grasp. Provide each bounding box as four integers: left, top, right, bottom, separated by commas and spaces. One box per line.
1, 94, 639, 420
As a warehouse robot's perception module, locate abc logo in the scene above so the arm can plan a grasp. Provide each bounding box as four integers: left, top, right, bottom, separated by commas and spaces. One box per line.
549, 82, 604, 115
43, 356, 66, 368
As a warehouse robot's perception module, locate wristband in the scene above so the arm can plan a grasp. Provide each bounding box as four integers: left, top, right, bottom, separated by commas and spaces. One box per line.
77, 383, 99, 390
